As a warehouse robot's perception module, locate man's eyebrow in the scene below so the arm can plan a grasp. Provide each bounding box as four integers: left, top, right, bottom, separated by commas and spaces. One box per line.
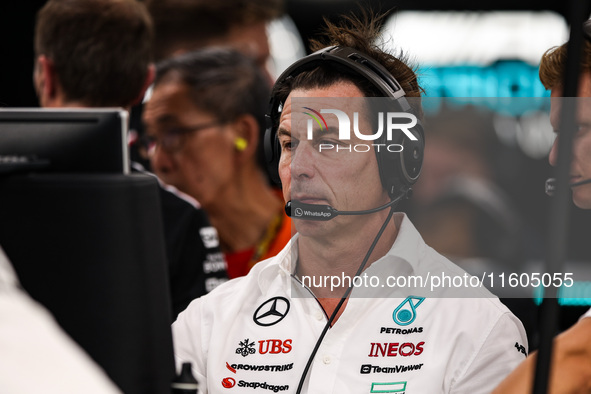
318, 126, 339, 136
277, 125, 340, 139
277, 127, 291, 138
153, 114, 176, 124
553, 120, 591, 133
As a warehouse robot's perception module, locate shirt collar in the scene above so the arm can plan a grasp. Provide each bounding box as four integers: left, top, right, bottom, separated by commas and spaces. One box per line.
381, 212, 426, 273
0, 246, 19, 290
255, 213, 427, 293
256, 234, 298, 292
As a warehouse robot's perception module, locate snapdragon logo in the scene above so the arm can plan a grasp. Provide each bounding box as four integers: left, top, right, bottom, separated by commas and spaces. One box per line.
303, 107, 417, 153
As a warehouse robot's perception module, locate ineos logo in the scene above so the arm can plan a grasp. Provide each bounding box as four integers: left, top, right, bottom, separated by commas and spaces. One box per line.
253, 297, 290, 327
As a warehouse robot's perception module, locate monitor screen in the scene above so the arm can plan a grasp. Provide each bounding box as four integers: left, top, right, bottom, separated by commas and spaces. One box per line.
0, 108, 129, 174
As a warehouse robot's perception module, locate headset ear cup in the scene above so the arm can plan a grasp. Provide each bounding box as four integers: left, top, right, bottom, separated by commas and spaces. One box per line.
401, 123, 424, 185
376, 121, 424, 196
264, 112, 282, 186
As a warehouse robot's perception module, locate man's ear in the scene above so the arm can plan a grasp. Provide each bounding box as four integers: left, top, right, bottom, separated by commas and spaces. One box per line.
232, 114, 260, 163
33, 55, 58, 106
131, 64, 156, 106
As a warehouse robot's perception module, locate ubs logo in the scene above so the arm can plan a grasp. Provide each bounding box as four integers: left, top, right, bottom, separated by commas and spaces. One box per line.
235, 338, 293, 357
253, 297, 290, 326
236, 339, 256, 357
258, 339, 292, 354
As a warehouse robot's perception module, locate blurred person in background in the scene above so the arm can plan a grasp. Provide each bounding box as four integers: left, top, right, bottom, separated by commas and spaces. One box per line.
143, 48, 291, 279
407, 106, 538, 347
33, 0, 227, 320
130, 0, 285, 168
146, 0, 282, 83
493, 19, 591, 394
411, 105, 526, 264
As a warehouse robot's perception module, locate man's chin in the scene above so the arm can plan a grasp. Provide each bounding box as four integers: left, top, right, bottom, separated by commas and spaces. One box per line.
294, 220, 330, 237
572, 189, 591, 210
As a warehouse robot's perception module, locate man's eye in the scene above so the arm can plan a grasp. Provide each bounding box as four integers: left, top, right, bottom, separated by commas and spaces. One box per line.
167, 127, 185, 136
281, 141, 292, 150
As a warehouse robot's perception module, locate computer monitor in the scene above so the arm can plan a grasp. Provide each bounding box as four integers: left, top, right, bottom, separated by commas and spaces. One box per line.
0, 108, 176, 393
0, 108, 129, 174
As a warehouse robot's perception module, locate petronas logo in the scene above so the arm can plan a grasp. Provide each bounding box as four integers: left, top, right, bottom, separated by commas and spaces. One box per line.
393, 296, 424, 326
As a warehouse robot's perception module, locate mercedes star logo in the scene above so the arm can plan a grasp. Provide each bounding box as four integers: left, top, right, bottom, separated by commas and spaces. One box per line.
253, 296, 290, 326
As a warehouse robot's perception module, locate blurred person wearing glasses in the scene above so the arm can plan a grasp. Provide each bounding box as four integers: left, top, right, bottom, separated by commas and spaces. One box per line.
142, 48, 291, 279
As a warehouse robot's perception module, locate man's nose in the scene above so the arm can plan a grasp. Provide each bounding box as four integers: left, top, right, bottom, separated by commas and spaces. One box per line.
150, 144, 175, 177
548, 136, 559, 167
291, 142, 316, 180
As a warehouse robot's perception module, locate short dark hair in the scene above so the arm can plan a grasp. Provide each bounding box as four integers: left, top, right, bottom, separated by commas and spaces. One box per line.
539, 40, 591, 90
154, 48, 271, 169
146, 0, 283, 62
273, 10, 424, 119
34, 0, 153, 107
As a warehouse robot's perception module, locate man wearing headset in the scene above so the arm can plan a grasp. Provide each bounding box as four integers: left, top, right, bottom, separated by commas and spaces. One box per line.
172, 12, 527, 393
493, 20, 591, 394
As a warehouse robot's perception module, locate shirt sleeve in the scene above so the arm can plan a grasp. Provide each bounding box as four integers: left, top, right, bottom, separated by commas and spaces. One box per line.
450, 312, 528, 394
0, 257, 121, 393
172, 299, 209, 394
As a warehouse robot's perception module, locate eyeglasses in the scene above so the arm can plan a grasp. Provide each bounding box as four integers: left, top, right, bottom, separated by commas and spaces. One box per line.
145, 121, 224, 153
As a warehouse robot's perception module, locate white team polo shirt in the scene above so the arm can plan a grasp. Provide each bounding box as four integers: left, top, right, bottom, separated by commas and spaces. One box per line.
172, 213, 528, 394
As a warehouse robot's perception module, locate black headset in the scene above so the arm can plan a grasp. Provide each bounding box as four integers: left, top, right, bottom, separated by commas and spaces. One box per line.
264, 45, 425, 198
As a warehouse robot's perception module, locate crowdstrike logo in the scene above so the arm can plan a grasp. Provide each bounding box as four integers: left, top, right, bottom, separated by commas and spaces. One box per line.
227, 362, 294, 372
303, 106, 417, 153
